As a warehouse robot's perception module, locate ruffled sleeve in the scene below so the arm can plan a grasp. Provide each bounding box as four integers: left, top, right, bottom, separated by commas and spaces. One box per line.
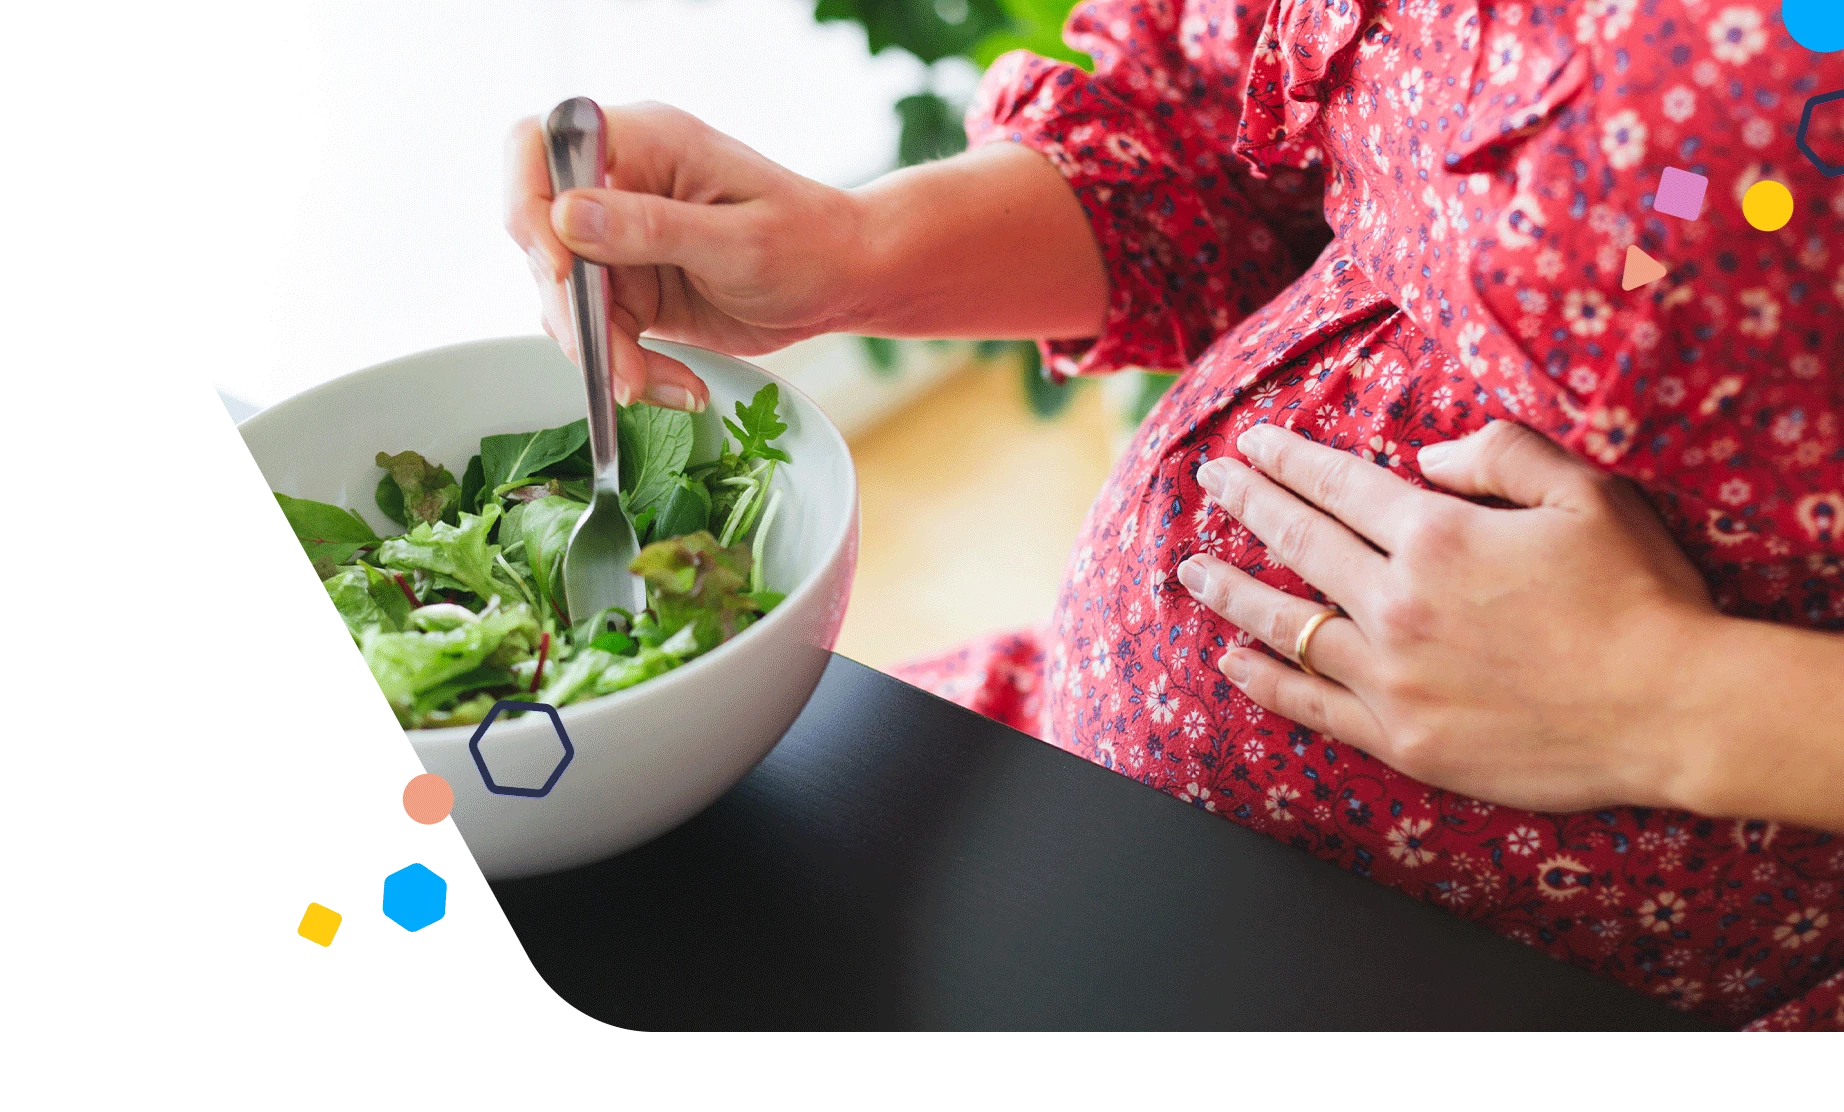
964, 0, 1328, 376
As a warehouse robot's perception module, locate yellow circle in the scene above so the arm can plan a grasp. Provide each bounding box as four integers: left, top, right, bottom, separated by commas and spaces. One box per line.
1742, 180, 1794, 232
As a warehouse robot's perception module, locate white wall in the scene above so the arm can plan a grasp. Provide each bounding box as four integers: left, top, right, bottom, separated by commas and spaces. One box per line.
216, 0, 936, 408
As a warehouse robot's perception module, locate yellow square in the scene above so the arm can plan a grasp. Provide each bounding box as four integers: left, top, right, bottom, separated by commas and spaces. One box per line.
297, 902, 342, 947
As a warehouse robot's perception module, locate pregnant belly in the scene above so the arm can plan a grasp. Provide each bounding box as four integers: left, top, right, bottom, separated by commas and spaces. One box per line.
1038, 290, 1844, 1029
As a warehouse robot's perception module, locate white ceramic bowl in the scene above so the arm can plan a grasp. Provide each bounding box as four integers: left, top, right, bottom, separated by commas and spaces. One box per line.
240, 336, 859, 879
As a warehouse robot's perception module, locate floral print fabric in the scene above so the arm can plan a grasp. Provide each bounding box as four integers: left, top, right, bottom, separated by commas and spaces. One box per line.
890, 0, 1844, 1029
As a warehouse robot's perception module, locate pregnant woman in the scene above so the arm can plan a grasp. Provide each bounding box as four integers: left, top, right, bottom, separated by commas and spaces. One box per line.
508, 1, 1844, 1028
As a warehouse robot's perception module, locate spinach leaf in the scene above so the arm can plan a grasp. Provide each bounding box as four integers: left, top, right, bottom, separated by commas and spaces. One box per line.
722, 384, 791, 464
479, 420, 589, 500
275, 492, 379, 567
377, 505, 516, 604
549, 435, 594, 479
375, 476, 405, 529
617, 403, 694, 520
650, 474, 712, 540
518, 495, 585, 621
459, 453, 486, 512
374, 450, 461, 527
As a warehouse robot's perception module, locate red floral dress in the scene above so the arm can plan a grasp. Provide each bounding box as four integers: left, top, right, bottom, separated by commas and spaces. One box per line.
889, 0, 1844, 1029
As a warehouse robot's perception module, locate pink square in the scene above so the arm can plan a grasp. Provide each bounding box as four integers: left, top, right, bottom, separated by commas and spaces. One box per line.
1654, 167, 1708, 221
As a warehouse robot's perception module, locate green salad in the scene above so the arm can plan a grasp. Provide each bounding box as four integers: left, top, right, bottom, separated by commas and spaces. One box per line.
275, 385, 792, 729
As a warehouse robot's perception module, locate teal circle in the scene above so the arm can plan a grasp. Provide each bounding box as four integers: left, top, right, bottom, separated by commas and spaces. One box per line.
1785, 0, 1844, 53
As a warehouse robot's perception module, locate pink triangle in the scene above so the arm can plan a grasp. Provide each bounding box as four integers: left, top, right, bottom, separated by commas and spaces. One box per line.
1622, 245, 1668, 291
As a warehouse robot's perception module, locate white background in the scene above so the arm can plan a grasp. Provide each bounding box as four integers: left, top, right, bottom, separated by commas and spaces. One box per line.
3, 0, 951, 411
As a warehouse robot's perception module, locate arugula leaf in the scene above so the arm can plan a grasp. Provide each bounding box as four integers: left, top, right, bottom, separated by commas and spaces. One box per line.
629, 530, 760, 653
275, 492, 379, 567
617, 402, 695, 520
517, 496, 585, 621
479, 420, 589, 500
377, 505, 516, 604
374, 450, 461, 527
722, 384, 792, 464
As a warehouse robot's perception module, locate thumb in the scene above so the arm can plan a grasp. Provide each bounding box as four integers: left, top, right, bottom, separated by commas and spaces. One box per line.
1415, 420, 1601, 509
551, 188, 731, 274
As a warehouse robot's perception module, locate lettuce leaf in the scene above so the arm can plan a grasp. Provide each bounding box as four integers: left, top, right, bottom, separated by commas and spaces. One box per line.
377, 505, 518, 604
629, 530, 760, 653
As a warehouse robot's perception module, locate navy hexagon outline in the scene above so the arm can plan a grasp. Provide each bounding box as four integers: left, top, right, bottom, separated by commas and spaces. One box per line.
467, 700, 574, 798
1797, 89, 1844, 179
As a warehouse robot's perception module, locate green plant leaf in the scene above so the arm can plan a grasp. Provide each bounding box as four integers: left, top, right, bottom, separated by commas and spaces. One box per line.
616, 402, 695, 520
814, 0, 1010, 65
517, 495, 585, 621
479, 420, 589, 500
324, 565, 390, 639
459, 454, 485, 512
651, 474, 713, 541
1017, 341, 1080, 418
377, 505, 516, 605
721, 384, 791, 464
274, 492, 381, 566
972, 0, 1090, 68
629, 530, 760, 654
860, 335, 902, 376
374, 450, 461, 527
895, 90, 969, 167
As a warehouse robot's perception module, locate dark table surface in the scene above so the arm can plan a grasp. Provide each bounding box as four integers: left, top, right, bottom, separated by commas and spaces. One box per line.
492, 655, 1712, 1031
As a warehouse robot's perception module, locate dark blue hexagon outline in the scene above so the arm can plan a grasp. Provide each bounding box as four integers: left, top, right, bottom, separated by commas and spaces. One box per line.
1797, 89, 1844, 179
467, 700, 574, 798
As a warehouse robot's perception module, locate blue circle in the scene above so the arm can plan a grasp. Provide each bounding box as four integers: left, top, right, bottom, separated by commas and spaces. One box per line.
1785, 0, 1844, 53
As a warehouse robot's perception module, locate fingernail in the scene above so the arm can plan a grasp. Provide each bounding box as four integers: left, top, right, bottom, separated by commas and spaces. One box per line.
527, 247, 554, 281
1219, 650, 1252, 685
556, 195, 606, 242
645, 383, 704, 412
1176, 555, 1209, 595
1237, 423, 1281, 459
1196, 457, 1231, 494
1417, 440, 1457, 467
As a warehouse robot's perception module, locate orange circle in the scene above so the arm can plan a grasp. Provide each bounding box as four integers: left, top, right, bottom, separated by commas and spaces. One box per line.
402, 773, 454, 824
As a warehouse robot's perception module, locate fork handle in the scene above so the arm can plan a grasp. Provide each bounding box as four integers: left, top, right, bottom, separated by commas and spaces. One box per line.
544, 96, 620, 494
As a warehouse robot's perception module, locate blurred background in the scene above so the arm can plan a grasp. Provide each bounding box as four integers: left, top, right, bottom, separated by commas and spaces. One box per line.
217, 0, 1167, 669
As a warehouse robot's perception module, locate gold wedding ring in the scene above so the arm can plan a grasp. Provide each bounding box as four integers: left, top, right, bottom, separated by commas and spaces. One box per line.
1294, 607, 1342, 679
